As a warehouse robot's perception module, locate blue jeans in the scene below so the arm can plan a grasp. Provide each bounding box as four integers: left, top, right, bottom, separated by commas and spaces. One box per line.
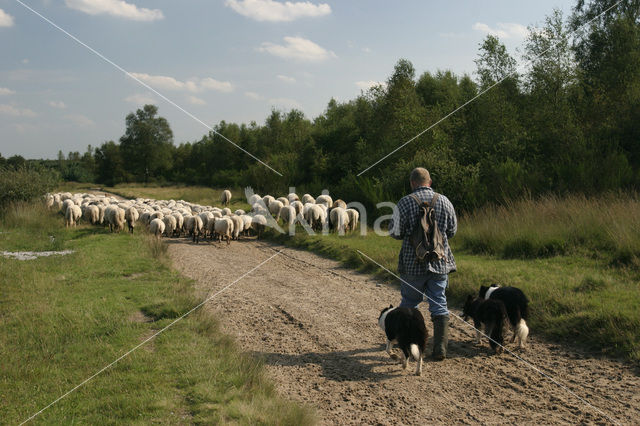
399, 272, 449, 316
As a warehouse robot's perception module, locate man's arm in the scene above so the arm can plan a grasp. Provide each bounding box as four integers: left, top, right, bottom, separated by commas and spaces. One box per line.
389, 198, 406, 240
445, 198, 457, 239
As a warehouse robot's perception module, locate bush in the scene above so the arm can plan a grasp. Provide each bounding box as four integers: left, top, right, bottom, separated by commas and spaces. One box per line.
0, 166, 60, 208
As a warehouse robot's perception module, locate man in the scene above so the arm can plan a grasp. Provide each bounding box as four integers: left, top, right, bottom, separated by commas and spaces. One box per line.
389, 167, 457, 360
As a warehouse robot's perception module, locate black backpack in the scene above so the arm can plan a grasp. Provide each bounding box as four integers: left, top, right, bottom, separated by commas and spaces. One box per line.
409, 193, 446, 263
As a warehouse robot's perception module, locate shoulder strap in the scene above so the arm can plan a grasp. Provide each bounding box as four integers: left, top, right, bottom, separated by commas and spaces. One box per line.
430, 192, 440, 208
408, 194, 423, 205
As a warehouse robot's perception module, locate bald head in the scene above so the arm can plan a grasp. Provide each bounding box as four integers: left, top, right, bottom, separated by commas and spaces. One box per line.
410, 167, 431, 190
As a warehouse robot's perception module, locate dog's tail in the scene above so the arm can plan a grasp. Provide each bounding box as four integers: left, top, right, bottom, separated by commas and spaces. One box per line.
410, 344, 421, 361
516, 319, 529, 348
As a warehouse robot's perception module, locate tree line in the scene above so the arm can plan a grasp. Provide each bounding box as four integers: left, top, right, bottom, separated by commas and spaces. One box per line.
12, 1, 640, 213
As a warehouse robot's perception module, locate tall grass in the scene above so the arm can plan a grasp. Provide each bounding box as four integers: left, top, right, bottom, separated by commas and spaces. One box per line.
457, 192, 640, 265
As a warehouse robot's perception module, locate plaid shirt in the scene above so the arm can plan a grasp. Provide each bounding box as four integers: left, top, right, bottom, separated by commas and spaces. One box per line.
389, 186, 457, 275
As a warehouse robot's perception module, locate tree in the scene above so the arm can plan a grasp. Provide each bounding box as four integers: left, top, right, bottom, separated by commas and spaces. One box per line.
95, 141, 127, 186
475, 35, 519, 90
119, 104, 174, 182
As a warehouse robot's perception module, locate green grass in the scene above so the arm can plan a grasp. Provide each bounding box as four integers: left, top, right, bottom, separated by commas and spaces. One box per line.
0, 203, 314, 424
265, 227, 640, 362
101, 183, 252, 213
457, 192, 640, 266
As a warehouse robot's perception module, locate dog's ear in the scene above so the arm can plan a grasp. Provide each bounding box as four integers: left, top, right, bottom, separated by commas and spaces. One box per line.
388, 304, 393, 309
466, 294, 474, 303
479, 285, 488, 294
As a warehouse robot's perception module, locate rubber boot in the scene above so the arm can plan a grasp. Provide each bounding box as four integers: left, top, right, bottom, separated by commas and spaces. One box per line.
431, 315, 449, 361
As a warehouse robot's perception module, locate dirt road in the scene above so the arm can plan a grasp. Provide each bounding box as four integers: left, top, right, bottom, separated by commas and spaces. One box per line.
168, 239, 640, 425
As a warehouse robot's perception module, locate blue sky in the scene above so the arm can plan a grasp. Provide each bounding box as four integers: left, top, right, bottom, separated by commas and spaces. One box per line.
0, 0, 574, 159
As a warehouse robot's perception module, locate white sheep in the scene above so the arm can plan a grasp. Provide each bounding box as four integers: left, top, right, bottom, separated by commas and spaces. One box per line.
262, 195, 275, 207
332, 199, 347, 209
316, 194, 333, 208
221, 189, 232, 206
330, 207, 349, 234
125, 207, 139, 234
214, 217, 234, 245
346, 208, 360, 232
230, 215, 244, 240
192, 215, 204, 243
163, 215, 177, 237
222, 207, 232, 216
150, 211, 164, 221
234, 209, 246, 215
302, 193, 315, 204
290, 200, 303, 216
105, 205, 125, 233
172, 212, 184, 236
279, 205, 296, 228
268, 199, 284, 219
82, 205, 100, 225
287, 193, 299, 203
241, 215, 253, 236
149, 218, 165, 237
65, 204, 82, 227
251, 214, 267, 238
62, 199, 75, 215
248, 193, 262, 206
305, 204, 325, 231
277, 196, 290, 207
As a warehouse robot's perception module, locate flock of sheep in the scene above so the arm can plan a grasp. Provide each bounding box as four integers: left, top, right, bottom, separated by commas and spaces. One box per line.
44, 189, 360, 244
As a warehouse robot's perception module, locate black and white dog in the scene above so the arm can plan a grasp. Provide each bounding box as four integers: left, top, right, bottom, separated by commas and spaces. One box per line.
378, 305, 428, 376
462, 295, 507, 354
479, 284, 529, 349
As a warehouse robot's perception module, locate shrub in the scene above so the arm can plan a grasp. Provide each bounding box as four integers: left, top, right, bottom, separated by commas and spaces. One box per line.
0, 166, 60, 208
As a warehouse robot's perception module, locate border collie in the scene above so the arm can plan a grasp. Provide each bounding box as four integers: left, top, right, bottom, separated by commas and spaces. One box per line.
479, 284, 529, 349
462, 296, 507, 354
378, 305, 428, 376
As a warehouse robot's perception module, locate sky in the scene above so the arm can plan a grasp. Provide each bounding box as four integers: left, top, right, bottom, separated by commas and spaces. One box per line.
0, 0, 575, 159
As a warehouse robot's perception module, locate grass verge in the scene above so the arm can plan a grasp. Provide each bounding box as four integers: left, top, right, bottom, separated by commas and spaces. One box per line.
0, 203, 314, 424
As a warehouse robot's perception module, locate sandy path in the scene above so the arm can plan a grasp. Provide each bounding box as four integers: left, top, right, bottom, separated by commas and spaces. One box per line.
167, 238, 640, 425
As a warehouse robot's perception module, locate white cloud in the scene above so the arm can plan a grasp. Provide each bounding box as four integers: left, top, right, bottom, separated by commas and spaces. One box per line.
0, 104, 37, 117
199, 77, 233, 93
225, 0, 330, 22
22, 59, 29, 64
187, 96, 206, 105
472, 22, 528, 39
64, 113, 94, 127
130, 73, 233, 93
48, 101, 67, 109
355, 80, 386, 91
65, 0, 164, 21
259, 36, 336, 62
124, 93, 156, 104
245, 91, 263, 100
0, 8, 14, 27
277, 74, 296, 84
0, 87, 15, 96
268, 97, 301, 109
362, 47, 372, 53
